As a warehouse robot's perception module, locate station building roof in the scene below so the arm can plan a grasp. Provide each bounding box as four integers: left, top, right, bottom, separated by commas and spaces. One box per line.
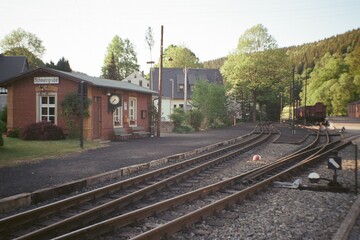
0, 67, 157, 95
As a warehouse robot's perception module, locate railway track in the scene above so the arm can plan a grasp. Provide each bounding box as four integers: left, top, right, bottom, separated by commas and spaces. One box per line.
0, 123, 276, 239
47, 129, 355, 239
4, 124, 355, 240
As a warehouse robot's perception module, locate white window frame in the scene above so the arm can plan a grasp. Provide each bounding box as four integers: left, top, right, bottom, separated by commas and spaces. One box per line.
36, 93, 57, 124
129, 97, 137, 126
113, 106, 123, 127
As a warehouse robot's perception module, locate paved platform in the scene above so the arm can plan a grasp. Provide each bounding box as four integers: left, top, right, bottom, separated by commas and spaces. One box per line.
327, 116, 360, 145
273, 124, 311, 144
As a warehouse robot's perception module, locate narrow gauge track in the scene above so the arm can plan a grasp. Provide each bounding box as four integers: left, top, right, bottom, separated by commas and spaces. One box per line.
48, 129, 356, 240
0, 124, 275, 240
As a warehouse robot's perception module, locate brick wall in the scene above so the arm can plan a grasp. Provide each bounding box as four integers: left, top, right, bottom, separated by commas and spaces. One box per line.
6, 70, 153, 141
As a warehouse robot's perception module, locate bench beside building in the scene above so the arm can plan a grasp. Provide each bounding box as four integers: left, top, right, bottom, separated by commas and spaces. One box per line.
0, 67, 156, 140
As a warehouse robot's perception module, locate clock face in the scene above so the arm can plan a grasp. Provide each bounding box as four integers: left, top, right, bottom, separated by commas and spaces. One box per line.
109, 95, 120, 105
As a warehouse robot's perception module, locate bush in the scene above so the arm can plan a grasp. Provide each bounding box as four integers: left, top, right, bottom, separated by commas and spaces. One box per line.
0, 106, 7, 134
0, 105, 6, 122
61, 92, 90, 139
21, 122, 65, 141
170, 108, 186, 129
173, 125, 193, 133
186, 109, 203, 131
7, 128, 20, 138
0, 120, 6, 134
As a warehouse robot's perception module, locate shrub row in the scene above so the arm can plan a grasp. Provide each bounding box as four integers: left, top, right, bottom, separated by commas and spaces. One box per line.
20, 122, 65, 141
5, 122, 65, 141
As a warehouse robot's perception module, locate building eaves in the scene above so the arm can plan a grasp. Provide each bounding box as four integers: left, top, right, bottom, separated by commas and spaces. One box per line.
0, 68, 157, 95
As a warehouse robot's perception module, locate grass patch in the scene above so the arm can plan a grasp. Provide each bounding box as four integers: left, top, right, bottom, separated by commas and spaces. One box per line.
0, 136, 106, 167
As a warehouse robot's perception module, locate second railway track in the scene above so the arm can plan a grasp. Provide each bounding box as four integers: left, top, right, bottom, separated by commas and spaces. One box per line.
0, 123, 274, 239
55, 129, 356, 239
2, 124, 356, 240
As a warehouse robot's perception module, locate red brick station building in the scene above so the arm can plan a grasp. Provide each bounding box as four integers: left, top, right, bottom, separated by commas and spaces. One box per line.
0, 67, 156, 140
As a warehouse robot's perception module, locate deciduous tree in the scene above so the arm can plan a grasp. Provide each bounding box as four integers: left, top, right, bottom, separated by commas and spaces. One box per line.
1, 28, 45, 57
222, 24, 291, 122
163, 44, 202, 68
191, 80, 228, 128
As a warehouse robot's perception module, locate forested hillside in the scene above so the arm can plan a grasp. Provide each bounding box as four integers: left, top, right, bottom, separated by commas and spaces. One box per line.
288, 28, 360, 116
287, 28, 360, 73
204, 28, 360, 116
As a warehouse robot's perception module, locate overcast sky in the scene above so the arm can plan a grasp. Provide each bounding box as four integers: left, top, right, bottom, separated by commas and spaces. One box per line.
1, 0, 359, 77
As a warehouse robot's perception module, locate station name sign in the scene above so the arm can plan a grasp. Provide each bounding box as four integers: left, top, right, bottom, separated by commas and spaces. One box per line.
34, 77, 59, 84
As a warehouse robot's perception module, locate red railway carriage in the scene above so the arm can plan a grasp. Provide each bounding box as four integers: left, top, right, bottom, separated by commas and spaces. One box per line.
348, 100, 360, 118
295, 102, 326, 123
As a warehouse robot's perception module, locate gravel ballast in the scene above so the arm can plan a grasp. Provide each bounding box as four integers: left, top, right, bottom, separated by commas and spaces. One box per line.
170, 136, 360, 240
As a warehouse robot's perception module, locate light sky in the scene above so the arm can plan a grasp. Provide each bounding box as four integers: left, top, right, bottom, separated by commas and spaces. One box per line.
1, 0, 359, 77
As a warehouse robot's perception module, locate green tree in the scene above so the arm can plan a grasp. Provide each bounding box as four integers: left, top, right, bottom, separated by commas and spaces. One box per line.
61, 92, 90, 139
101, 52, 120, 80
186, 109, 203, 131
163, 44, 202, 68
0, 105, 6, 121
191, 80, 228, 128
306, 53, 347, 115
222, 24, 291, 122
0, 28, 45, 58
303, 51, 360, 116
55, 57, 72, 72
46, 57, 72, 72
237, 24, 277, 54
101, 35, 139, 80
170, 107, 186, 129
0, 105, 6, 135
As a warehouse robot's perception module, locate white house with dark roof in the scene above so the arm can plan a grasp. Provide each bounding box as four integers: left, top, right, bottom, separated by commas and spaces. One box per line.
122, 71, 149, 88
150, 68, 223, 121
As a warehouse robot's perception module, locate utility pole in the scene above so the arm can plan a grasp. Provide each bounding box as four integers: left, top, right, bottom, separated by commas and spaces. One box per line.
292, 66, 295, 134
157, 25, 164, 137
79, 81, 84, 148
304, 69, 307, 125
184, 66, 188, 112
279, 92, 283, 124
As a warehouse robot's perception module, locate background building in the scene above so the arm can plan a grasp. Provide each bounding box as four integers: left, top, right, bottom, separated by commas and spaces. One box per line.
151, 68, 223, 121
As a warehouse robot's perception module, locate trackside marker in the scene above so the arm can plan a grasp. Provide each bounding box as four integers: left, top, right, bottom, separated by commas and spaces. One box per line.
329, 158, 340, 169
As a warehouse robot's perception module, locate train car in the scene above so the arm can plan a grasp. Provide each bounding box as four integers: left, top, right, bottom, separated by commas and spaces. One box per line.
295, 102, 326, 124
348, 100, 360, 118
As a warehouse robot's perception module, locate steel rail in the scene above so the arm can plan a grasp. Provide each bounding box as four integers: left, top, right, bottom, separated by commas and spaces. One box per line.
130, 132, 351, 240
7, 125, 274, 239
50, 128, 326, 239
0, 124, 261, 233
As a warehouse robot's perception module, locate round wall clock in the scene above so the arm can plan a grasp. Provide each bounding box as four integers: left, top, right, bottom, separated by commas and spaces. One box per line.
109, 95, 120, 105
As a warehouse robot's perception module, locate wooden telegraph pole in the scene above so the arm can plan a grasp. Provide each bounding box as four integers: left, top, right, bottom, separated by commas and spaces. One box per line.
157, 25, 164, 137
